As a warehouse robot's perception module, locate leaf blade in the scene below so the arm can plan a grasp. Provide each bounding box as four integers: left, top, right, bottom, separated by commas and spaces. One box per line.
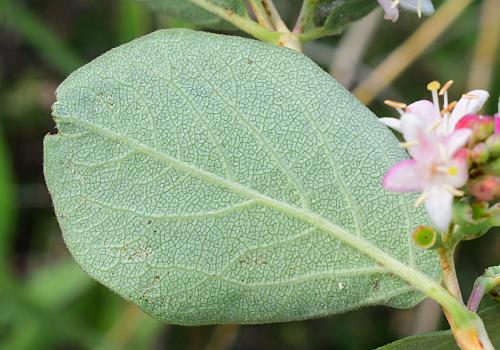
44, 29, 439, 325
377, 304, 500, 349
144, 0, 248, 31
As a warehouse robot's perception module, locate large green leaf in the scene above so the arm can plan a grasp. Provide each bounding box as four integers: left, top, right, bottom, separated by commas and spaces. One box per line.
377, 304, 500, 349
44, 29, 439, 325
144, 0, 248, 31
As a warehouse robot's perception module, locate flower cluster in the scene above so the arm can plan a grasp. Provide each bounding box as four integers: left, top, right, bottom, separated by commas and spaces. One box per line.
381, 80, 492, 231
377, 0, 435, 22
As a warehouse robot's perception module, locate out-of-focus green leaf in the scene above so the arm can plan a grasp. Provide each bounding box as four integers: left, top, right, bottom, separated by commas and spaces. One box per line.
0, 274, 99, 350
26, 259, 94, 308
0, 129, 14, 271
45, 29, 439, 325
143, 0, 248, 31
377, 304, 500, 349
117, 0, 151, 43
95, 305, 163, 350
0, 0, 82, 74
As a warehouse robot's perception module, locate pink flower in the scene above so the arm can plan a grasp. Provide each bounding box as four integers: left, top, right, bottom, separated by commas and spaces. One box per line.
377, 0, 435, 22
383, 113, 472, 231
380, 81, 489, 136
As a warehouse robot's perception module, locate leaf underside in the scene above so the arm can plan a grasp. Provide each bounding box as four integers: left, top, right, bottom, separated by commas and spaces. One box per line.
44, 29, 439, 325
144, 0, 248, 31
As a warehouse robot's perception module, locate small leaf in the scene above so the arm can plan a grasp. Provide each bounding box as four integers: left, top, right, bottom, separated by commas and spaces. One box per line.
143, 0, 248, 31
44, 29, 439, 325
305, 0, 378, 39
377, 303, 500, 349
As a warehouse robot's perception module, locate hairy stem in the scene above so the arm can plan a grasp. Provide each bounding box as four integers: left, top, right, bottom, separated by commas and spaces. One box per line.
437, 244, 464, 302
247, 0, 274, 31
293, 0, 320, 34
187, 0, 301, 51
261, 0, 290, 33
467, 283, 487, 313
186, 0, 281, 44
467, 266, 500, 312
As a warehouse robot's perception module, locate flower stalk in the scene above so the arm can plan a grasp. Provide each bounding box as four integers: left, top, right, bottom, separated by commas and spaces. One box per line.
185, 0, 303, 51
467, 266, 500, 312
437, 243, 463, 302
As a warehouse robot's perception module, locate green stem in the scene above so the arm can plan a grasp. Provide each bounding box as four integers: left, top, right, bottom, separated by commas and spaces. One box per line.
468, 266, 500, 312
438, 225, 464, 303
186, 0, 281, 44
293, 0, 319, 34
299, 26, 341, 42
261, 0, 289, 33
247, 0, 274, 31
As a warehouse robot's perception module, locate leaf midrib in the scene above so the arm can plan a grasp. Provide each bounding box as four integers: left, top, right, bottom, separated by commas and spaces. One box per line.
50, 114, 443, 300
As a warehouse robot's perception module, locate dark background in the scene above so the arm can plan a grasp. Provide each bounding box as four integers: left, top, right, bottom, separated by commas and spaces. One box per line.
0, 0, 498, 349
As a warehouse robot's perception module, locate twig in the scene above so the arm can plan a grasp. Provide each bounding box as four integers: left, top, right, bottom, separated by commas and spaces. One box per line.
353, 0, 474, 105
466, 0, 500, 91
261, 0, 290, 32
293, 0, 319, 34
204, 325, 240, 350
330, 9, 381, 89
438, 245, 464, 303
186, 0, 281, 44
247, 0, 274, 31
467, 266, 500, 312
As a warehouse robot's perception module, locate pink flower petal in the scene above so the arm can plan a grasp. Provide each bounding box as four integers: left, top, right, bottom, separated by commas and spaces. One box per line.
399, 0, 435, 15
449, 89, 489, 130
382, 159, 425, 192
400, 113, 438, 160
445, 157, 469, 189
443, 129, 472, 156
400, 112, 426, 141
377, 0, 399, 22
406, 100, 439, 126
495, 116, 500, 134
425, 187, 453, 232
380, 117, 402, 132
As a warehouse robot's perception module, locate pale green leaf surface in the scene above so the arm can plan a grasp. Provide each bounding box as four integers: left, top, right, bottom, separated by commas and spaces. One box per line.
44, 29, 439, 325
144, 0, 247, 31
377, 304, 500, 349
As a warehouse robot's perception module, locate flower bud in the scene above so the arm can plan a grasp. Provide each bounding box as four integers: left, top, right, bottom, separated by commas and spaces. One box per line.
485, 133, 500, 157
479, 157, 500, 176
455, 114, 495, 143
470, 142, 489, 164
452, 200, 473, 226
412, 226, 442, 249
466, 175, 500, 201
454, 148, 472, 168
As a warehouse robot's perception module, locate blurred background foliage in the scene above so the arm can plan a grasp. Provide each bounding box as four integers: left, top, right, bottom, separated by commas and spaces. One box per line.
0, 0, 498, 349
